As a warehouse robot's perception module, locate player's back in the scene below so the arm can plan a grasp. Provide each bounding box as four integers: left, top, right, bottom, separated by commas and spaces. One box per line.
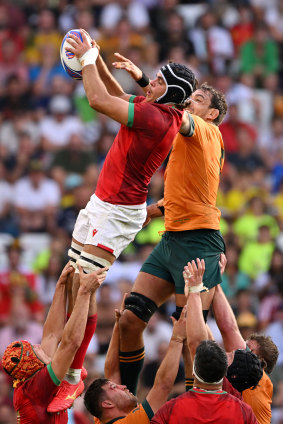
14, 366, 67, 423
151, 389, 258, 424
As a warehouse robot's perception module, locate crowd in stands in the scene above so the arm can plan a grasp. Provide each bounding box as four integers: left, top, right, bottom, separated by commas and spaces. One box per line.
0, 0, 283, 422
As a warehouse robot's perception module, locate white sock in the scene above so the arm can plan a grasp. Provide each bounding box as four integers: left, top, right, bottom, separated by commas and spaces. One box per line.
64, 368, 81, 384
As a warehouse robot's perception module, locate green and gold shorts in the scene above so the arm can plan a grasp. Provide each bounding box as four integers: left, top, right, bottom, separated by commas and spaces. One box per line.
141, 229, 225, 294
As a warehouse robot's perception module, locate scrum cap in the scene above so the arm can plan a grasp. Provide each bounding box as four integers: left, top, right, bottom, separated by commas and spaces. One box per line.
156, 63, 196, 105
2, 340, 45, 383
227, 349, 263, 393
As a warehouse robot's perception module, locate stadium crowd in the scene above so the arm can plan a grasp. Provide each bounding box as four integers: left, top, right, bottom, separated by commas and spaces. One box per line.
0, 0, 283, 422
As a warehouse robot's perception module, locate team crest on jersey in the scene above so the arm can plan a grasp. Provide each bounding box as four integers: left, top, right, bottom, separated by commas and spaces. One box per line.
92, 229, 98, 237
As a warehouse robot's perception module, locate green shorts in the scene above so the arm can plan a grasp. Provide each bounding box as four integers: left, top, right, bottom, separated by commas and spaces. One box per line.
141, 229, 225, 294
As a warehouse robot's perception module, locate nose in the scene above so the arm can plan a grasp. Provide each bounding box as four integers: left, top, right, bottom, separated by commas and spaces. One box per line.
118, 385, 127, 390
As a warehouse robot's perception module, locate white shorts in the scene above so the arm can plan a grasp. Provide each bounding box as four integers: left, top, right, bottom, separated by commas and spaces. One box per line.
72, 194, 147, 258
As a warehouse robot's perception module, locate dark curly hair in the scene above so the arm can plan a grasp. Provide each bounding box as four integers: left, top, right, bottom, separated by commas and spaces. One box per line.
194, 340, 228, 383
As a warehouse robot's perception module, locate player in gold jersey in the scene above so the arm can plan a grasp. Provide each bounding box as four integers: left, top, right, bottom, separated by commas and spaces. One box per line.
113, 57, 228, 394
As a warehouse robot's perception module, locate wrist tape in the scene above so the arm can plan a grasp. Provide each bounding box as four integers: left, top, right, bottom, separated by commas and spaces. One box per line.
187, 282, 209, 293
79, 47, 99, 68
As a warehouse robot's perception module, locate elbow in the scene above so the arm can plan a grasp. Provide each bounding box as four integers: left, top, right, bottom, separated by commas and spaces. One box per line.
89, 94, 102, 111
61, 335, 81, 353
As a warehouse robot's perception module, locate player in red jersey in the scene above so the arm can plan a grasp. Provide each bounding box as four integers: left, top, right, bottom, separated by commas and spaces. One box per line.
65, 30, 197, 293
151, 340, 258, 424
1, 264, 106, 423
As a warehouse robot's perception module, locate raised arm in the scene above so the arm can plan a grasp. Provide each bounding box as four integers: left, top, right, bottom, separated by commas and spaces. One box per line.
51, 266, 106, 382
67, 31, 132, 125
41, 263, 73, 357
104, 294, 128, 384
184, 259, 209, 360
212, 284, 246, 351
146, 307, 187, 414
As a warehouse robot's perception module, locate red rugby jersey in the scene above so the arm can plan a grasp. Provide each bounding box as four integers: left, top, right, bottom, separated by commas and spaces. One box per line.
14, 364, 67, 423
151, 388, 258, 424
95, 96, 183, 205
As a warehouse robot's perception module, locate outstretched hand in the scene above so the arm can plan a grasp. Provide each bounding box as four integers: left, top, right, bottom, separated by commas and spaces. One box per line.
183, 258, 205, 298
171, 305, 187, 343
112, 52, 143, 81
57, 262, 74, 286
67, 28, 92, 59
78, 264, 108, 293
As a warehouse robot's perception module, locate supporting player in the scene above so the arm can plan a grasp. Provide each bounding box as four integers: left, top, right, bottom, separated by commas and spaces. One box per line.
212, 264, 279, 424
84, 296, 188, 423
2, 264, 106, 422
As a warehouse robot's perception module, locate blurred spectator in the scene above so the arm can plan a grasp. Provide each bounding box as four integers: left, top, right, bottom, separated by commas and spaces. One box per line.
140, 339, 185, 395
39, 94, 84, 152
13, 159, 61, 233
143, 312, 172, 361
226, 126, 264, 173
57, 182, 93, 238
220, 103, 257, 154
51, 133, 94, 188
237, 311, 258, 340
189, 9, 234, 75
233, 196, 279, 245
25, 9, 62, 67
265, 302, 283, 368
238, 225, 275, 279
0, 302, 42, 357
0, 239, 43, 324
240, 23, 279, 91
99, 0, 150, 33
221, 244, 251, 305
229, 4, 254, 54
254, 248, 283, 298
0, 162, 15, 235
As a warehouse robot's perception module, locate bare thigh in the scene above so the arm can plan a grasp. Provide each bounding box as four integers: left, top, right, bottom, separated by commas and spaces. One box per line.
132, 271, 175, 306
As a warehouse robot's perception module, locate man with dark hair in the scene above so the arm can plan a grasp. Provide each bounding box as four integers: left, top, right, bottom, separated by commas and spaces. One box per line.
212, 270, 279, 424
1, 264, 106, 422
151, 337, 257, 423
117, 61, 227, 393
84, 302, 188, 423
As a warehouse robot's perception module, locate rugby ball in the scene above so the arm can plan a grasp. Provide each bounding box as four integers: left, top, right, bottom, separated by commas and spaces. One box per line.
60, 29, 91, 80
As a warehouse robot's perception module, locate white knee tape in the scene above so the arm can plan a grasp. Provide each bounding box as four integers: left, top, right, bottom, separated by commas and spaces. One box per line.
68, 241, 83, 269
76, 252, 111, 274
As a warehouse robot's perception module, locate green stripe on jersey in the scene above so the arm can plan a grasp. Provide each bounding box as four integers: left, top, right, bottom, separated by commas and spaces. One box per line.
47, 363, 61, 386
127, 102, 135, 127
129, 95, 136, 103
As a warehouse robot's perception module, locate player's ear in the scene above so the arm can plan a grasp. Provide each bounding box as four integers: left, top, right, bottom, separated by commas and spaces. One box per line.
102, 399, 115, 409
208, 108, 219, 121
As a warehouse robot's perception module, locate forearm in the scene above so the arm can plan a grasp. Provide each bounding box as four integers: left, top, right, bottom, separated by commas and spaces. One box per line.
42, 283, 67, 342
153, 337, 183, 390
96, 55, 125, 97
186, 293, 208, 358
82, 64, 110, 111
148, 199, 164, 218
212, 286, 245, 350
104, 321, 121, 383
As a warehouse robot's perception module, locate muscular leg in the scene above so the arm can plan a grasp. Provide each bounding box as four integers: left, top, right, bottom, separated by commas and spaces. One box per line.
119, 272, 175, 351
119, 272, 175, 394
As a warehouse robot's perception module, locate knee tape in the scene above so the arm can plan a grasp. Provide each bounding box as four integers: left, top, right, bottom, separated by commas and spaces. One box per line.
68, 241, 82, 269
124, 292, 158, 323
76, 252, 111, 274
